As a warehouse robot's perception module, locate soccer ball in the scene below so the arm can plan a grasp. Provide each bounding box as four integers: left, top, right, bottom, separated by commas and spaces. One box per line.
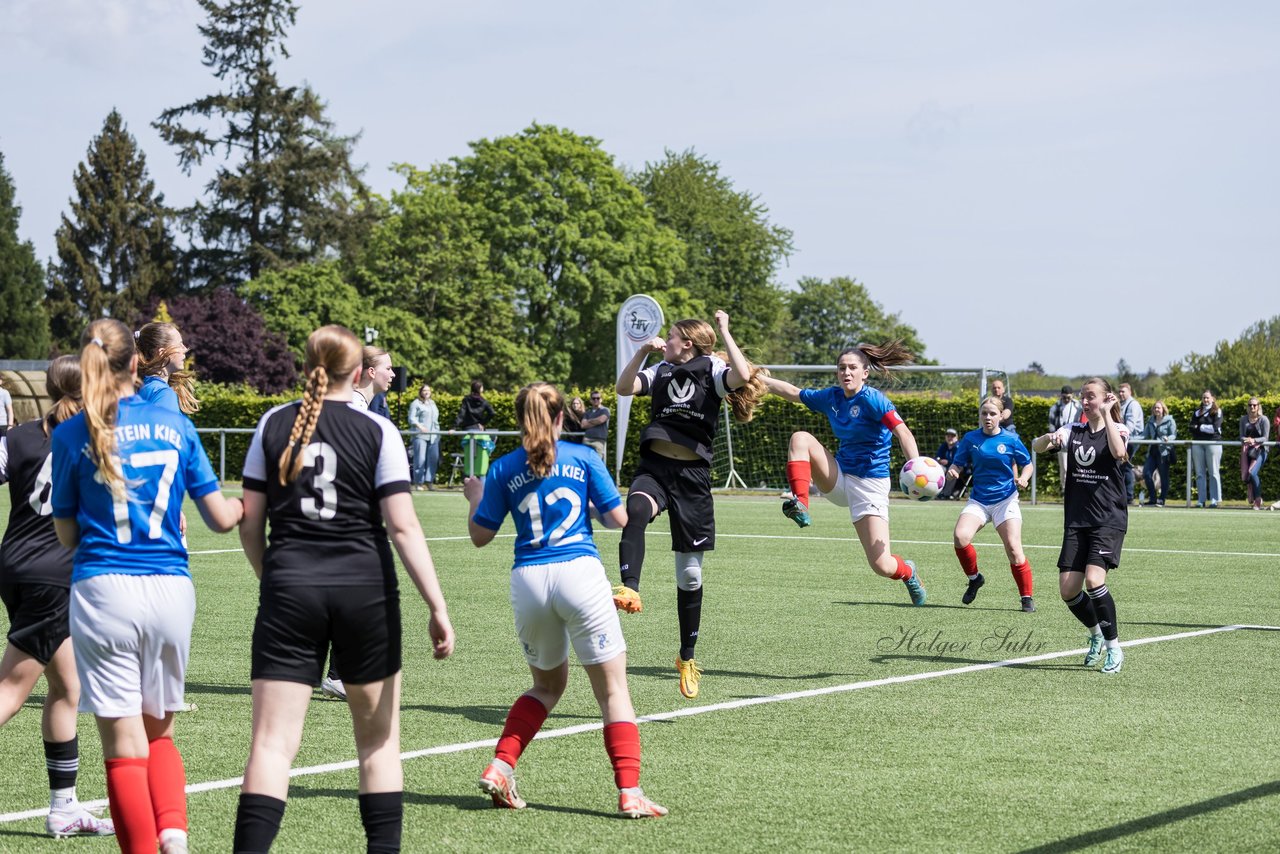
899, 456, 946, 501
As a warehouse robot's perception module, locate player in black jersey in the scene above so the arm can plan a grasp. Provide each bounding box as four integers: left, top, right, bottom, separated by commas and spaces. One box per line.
0, 357, 115, 838
1032, 378, 1129, 675
233, 325, 455, 853
613, 310, 766, 699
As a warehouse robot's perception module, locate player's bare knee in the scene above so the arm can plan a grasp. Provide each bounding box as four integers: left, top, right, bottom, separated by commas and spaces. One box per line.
789, 431, 816, 455
675, 552, 703, 591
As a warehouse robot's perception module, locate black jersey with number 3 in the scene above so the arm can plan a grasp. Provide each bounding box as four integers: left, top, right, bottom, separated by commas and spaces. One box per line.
243, 400, 411, 588
637, 354, 730, 463
1062, 422, 1129, 532
0, 421, 74, 586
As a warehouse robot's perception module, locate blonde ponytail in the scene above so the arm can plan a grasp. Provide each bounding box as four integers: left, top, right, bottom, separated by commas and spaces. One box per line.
516, 382, 563, 478
79, 319, 135, 497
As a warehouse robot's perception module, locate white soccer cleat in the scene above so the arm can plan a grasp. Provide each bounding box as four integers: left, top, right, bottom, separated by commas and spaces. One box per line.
46, 804, 114, 838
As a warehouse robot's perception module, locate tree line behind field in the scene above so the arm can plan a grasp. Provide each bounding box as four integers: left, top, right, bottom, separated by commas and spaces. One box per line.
0, 0, 1271, 400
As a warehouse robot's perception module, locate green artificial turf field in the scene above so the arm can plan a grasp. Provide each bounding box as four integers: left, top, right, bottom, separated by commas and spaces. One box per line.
1, 489, 1277, 852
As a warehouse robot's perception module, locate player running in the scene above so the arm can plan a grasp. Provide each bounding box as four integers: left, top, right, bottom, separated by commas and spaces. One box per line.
760, 343, 927, 606
464, 382, 667, 819
1032, 378, 1130, 675
948, 397, 1036, 612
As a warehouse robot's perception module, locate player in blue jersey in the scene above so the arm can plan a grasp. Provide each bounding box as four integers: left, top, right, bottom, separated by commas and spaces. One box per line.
948, 397, 1036, 611
233, 326, 454, 853
464, 382, 668, 819
761, 342, 927, 606
0, 357, 115, 839
135, 322, 197, 415
50, 319, 245, 854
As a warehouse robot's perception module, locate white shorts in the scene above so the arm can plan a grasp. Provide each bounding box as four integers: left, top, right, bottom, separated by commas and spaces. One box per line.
70, 573, 196, 719
510, 555, 626, 670
819, 472, 891, 523
960, 493, 1023, 529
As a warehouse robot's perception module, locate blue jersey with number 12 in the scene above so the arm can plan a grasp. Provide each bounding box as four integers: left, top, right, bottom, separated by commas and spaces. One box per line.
472, 441, 622, 568
51, 396, 218, 581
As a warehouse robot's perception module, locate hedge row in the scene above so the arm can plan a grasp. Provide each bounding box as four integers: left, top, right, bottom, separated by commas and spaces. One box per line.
192, 386, 1280, 502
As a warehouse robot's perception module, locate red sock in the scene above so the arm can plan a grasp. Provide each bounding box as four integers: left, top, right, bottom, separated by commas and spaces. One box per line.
147, 736, 188, 834
105, 758, 157, 854
494, 694, 549, 768
1010, 560, 1033, 598
955, 544, 979, 577
603, 721, 642, 789
890, 555, 912, 581
786, 460, 812, 507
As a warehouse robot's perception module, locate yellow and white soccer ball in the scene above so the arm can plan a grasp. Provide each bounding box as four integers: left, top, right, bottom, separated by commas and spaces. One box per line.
899, 456, 946, 500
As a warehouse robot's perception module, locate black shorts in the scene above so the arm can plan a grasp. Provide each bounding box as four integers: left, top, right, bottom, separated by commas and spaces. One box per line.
0, 582, 70, 665
251, 584, 401, 685
630, 454, 715, 552
1058, 527, 1125, 573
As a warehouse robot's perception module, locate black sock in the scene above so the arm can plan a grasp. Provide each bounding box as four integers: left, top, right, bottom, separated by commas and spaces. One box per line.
1064, 590, 1098, 629
677, 586, 703, 660
619, 493, 653, 591
44, 737, 78, 791
359, 791, 403, 854
1086, 584, 1119, 641
233, 793, 287, 854
327, 650, 340, 682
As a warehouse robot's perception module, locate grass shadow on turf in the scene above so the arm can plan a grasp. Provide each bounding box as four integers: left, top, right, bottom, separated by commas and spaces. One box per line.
1014, 780, 1280, 853
627, 664, 860, 681
0, 829, 47, 841
401, 703, 597, 726
869, 654, 1087, 672
186, 681, 253, 697
838, 600, 1021, 612
290, 788, 616, 819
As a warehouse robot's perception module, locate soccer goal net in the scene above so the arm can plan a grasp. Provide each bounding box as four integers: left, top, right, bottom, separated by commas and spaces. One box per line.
709, 365, 1006, 492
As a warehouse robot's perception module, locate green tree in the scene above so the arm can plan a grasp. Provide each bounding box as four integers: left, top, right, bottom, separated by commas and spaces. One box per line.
633, 149, 793, 361
1163, 316, 1280, 398
45, 110, 179, 351
154, 0, 371, 287
783, 276, 928, 366
352, 165, 533, 391
0, 151, 50, 358
447, 124, 686, 386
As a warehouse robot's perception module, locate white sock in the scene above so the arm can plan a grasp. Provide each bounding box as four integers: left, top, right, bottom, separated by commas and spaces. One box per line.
1105, 639, 1121, 650
50, 788, 77, 809
1088, 626, 1102, 637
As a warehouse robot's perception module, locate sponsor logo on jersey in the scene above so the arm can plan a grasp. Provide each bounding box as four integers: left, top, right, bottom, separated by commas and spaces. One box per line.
1074, 444, 1097, 468
668, 377, 696, 404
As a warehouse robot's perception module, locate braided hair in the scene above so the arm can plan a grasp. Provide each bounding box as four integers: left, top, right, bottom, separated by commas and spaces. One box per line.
277, 326, 363, 485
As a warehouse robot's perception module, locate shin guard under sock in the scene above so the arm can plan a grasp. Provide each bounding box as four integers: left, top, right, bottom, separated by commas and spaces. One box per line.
147, 736, 187, 834
495, 694, 549, 768
1087, 584, 1119, 641
603, 721, 642, 789
1064, 590, 1099, 630
105, 757, 156, 854
619, 493, 654, 590
233, 793, 286, 854
359, 791, 403, 854
677, 586, 703, 660
1010, 560, 1033, 598
955, 544, 979, 577
786, 460, 812, 506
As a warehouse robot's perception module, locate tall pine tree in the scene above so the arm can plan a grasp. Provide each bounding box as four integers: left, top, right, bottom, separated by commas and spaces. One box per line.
46, 110, 178, 351
154, 0, 371, 287
0, 151, 50, 359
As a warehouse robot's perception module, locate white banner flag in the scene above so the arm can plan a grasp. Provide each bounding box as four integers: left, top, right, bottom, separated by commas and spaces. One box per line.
615, 295, 665, 480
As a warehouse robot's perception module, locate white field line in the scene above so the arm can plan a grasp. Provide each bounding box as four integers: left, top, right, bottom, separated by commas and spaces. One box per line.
191, 532, 1280, 560
3, 623, 1277, 824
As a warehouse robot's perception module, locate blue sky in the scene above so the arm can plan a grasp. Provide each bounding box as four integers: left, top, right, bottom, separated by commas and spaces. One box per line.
3, 1, 1277, 377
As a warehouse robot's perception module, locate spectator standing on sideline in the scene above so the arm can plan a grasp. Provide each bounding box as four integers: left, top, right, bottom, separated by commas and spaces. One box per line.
563, 397, 586, 443
1141, 401, 1176, 506
1240, 397, 1270, 510
1048, 385, 1082, 478
456, 380, 498, 477
935, 428, 963, 499
582, 391, 611, 463
0, 376, 13, 438
1271, 405, 1280, 510
990, 378, 1015, 432
1189, 390, 1223, 508
1118, 383, 1144, 505
409, 384, 441, 491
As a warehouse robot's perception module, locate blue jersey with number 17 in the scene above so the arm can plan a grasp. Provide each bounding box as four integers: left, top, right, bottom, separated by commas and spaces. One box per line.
472, 441, 622, 569
51, 396, 219, 582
